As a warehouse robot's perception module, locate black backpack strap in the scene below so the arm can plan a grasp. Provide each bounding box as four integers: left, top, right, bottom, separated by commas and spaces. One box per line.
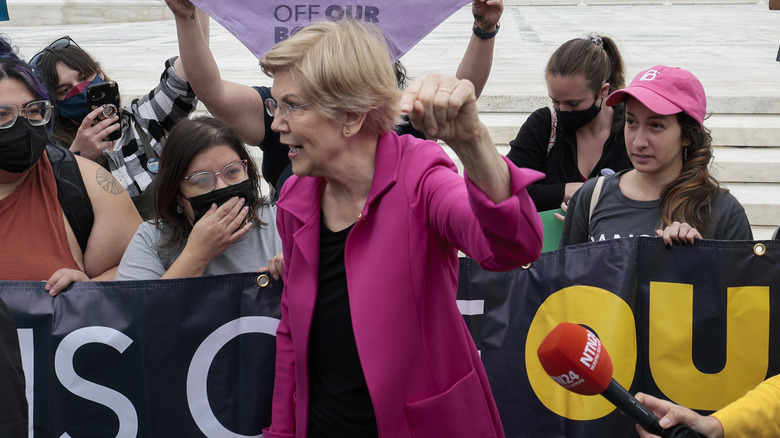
46, 145, 94, 254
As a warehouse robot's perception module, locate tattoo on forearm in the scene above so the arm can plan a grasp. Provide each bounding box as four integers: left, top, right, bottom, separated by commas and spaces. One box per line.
96, 168, 124, 195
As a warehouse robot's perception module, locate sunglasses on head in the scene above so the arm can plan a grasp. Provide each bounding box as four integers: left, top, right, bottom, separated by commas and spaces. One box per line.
29, 36, 79, 71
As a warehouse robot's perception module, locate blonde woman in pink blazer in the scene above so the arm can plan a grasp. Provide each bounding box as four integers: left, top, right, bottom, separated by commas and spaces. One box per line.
261, 18, 543, 438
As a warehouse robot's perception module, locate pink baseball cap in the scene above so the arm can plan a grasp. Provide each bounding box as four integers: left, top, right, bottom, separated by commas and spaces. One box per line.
606, 65, 706, 127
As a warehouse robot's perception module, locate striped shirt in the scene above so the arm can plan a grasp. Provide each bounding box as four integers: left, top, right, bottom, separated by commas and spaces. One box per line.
103, 57, 197, 196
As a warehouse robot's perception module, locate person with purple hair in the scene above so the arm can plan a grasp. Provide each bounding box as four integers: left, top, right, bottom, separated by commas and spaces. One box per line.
0, 35, 141, 294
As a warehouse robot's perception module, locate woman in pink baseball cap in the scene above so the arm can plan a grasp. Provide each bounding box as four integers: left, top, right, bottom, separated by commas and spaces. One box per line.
560, 65, 753, 247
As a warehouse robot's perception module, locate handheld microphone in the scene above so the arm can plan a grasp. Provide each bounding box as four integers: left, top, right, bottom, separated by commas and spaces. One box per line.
537, 322, 704, 438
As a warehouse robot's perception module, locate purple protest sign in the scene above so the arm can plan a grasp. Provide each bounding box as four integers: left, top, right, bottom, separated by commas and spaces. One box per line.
190, 0, 471, 60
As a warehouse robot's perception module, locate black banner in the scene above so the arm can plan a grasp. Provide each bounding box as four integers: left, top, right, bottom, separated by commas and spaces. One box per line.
1, 273, 280, 438
458, 237, 780, 437
2, 238, 779, 437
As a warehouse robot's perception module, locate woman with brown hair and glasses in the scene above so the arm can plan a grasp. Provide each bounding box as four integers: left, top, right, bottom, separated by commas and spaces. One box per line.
115, 116, 281, 280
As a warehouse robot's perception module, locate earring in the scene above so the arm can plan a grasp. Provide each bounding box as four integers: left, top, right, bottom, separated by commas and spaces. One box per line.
345, 128, 350, 135
683, 147, 689, 162
176, 205, 184, 214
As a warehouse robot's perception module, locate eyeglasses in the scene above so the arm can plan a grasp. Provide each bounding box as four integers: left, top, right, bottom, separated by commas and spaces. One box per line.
182, 160, 248, 196
0, 100, 52, 129
29, 36, 79, 71
264, 98, 312, 120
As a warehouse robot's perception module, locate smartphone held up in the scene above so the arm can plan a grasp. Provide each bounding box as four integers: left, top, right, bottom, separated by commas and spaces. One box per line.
86, 81, 122, 141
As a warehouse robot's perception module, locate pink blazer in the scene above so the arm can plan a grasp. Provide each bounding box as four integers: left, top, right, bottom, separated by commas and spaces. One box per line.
264, 132, 544, 438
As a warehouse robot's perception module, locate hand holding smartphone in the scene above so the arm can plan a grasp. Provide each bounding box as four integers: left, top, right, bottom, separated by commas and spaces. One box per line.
86, 81, 122, 141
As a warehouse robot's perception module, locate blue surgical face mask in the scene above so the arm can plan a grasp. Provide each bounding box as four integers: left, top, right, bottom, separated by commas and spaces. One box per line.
57, 75, 106, 122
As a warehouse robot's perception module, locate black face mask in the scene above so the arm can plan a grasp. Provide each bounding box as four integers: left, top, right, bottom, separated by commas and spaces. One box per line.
186, 179, 256, 224
556, 97, 602, 130
0, 118, 48, 173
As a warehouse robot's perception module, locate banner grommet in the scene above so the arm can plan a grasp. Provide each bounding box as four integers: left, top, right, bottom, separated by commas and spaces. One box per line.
256, 274, 271, 287
753, 243, 767, 256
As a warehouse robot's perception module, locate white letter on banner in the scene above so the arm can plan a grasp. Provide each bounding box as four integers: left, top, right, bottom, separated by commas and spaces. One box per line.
457, 300, 484, 316
187, 316, 280, 438
18, 328, 34, 438
55, 326, 137, 438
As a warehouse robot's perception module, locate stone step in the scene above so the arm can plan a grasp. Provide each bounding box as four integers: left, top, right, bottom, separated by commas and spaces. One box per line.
478, 112, 780, 148
475, 95, 780, 115
443, 143, 779, 230
184, 102, 780, 152
480, 146, 780, 186
712, 147, 780, 183
751, 225, 777, 240
447, 149, 779, 239
5, 0, 173, 26
708, 115, 780, 148
725, 183, 780, 230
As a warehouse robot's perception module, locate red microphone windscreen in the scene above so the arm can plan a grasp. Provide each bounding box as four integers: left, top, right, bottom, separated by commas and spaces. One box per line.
537, 322, 613, 396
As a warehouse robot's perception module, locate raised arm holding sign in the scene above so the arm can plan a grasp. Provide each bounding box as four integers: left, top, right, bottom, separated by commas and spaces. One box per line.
166, 0, 502, 197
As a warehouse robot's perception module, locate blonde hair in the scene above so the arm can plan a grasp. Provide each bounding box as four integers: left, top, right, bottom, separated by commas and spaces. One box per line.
260, 20, 401, 136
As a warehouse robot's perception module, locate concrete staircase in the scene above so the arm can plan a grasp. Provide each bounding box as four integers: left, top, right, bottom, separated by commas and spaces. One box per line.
421, 2, 780, 239
4, 0, 173, 26
4, 0, 767, 25
3, 1, 779, 238
474, 99, 780, 239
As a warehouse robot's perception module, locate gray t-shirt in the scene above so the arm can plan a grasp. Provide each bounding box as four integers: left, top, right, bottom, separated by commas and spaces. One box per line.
560, 170, 753, 247
116, 204, 282, 280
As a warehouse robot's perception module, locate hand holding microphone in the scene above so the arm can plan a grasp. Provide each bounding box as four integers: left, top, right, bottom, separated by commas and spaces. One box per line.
634, 393, 724, 438
536, 322, 705, 438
